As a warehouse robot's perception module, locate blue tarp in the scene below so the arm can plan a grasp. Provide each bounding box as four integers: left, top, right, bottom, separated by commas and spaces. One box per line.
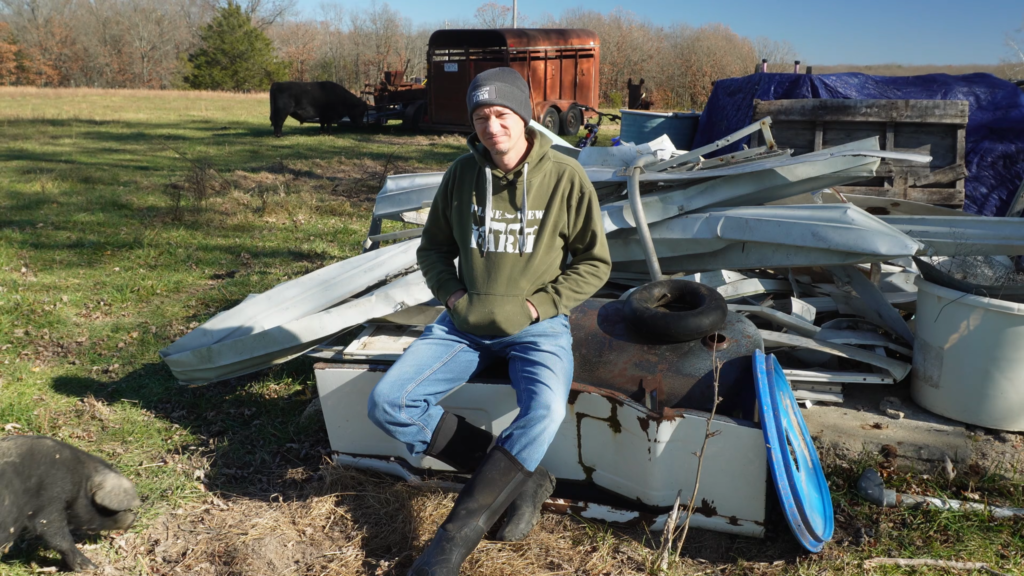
693, 73, 1024, 216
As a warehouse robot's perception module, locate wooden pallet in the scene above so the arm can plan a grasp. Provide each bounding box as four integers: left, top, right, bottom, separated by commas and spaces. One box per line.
752, 99, 969, 206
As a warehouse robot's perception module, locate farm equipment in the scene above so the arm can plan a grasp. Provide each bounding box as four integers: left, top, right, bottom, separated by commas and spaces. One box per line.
360, 69, 428, 128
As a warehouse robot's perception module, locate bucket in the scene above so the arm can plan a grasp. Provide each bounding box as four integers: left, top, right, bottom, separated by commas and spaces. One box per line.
912, 277, 1024, 431
619, 110, 700, 150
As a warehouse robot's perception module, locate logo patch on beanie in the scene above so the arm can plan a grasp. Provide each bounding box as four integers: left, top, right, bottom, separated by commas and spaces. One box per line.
471, 86, 495, 103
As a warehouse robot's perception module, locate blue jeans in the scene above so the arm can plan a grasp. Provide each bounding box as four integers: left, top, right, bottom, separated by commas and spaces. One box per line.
367, 311, 573, 471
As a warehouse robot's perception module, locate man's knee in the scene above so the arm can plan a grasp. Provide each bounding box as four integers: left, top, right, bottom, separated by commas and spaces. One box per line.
367, 384, 401, 431
526, 399, 567, 430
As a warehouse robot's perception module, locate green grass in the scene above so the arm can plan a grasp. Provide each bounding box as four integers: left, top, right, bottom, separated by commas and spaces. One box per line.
0, 87, 465, 573
0, 87, 1022, 575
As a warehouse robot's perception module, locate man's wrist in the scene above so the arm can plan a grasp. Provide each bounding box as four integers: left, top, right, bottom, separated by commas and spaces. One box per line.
446, 289, 467, 309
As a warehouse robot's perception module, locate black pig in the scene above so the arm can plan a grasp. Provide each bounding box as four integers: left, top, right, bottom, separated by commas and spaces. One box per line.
0, 436, 141, 571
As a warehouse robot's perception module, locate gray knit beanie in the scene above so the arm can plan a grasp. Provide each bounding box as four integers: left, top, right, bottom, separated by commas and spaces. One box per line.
466, 67, 533, 126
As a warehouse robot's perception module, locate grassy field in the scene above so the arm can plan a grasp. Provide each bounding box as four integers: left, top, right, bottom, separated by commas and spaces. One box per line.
0, 87, 1022, 575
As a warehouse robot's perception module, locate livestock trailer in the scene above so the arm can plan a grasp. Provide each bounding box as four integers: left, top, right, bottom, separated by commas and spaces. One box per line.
420, 28, 600, 135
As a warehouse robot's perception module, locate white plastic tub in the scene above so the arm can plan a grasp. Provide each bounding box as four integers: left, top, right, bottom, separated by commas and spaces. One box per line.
912, 277, 1024, 431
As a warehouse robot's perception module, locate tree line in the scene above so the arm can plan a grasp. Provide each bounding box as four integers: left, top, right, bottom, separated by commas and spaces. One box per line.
2, 0, 805, 110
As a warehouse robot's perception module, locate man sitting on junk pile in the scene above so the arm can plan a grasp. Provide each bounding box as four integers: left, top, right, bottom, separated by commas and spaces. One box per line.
367, 67, 611, 575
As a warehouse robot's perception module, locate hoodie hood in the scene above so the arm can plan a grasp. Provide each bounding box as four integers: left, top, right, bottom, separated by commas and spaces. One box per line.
466, 127, 555, 256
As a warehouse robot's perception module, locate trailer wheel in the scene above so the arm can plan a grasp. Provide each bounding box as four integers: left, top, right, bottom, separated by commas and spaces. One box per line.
625, 279, 727, 343
402, 101, 426, 130
560, 105, 582, 136
540, 107, 560, 134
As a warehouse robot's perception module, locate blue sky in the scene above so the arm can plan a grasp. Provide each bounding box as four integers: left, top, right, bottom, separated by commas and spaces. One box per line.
296, 0, 1023, 65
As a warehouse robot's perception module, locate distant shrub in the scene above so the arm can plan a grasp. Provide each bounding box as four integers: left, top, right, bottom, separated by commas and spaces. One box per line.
184, 2, 288, 92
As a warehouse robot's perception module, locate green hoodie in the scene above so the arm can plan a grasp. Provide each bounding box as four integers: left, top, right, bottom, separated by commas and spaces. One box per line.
418, 127, 611, 337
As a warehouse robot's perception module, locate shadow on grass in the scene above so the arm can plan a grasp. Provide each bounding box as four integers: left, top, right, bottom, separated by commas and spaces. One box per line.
0, 119, 464, 172
51, 359, 329, 495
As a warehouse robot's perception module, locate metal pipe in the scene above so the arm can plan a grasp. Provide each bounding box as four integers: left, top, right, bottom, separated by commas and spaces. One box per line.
761, 59, 768, 73
627, 154, 664, 281
512, 0, 517, 28
857, 468, 1024, 519
794, 60, 801, 74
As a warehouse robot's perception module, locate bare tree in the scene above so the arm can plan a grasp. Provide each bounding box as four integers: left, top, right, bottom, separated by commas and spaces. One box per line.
399, 22, 430, 78
0, 0, 808, 98
753, 36, 799, 72
348, 1, 404, 88
119, 0, 194, 87
1005, 18, 1024, 78
552, 8, 669, 108
269, 19, 320, 81
240, 0, 295, 29
672, 23, 755, 110
473, 2, 526, 28
313, 2, 353, 85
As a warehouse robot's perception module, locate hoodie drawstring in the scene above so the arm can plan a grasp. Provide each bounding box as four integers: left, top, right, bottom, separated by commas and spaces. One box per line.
481, 163, 528, 257
520, 164, 528, 255
483, 166, 492, 256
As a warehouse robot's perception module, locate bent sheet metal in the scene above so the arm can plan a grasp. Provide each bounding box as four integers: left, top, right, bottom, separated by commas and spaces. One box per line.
600, 136, 929, 233
161, 239, 421, 361
607, 204, 924, 274
161, 259, 432, 385
879, 215, 1024, 256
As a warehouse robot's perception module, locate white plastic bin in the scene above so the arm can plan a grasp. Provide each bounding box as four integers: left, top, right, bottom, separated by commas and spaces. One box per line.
912, 277, 1024, 431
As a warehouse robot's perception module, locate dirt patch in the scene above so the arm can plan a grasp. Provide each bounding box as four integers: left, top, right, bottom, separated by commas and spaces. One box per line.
226, 156, 412, 206
366, 133, 466, 148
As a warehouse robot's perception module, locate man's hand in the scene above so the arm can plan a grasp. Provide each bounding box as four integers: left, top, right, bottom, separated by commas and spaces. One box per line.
526, 299, 539, 322
447, 289, 467, 310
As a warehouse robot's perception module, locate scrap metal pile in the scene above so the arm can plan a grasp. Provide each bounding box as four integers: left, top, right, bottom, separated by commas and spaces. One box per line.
161, 117, 1024, 416
353, 117, 1024, 407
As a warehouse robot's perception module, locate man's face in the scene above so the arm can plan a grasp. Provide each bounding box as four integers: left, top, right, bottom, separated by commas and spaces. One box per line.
472, 105, 526, 158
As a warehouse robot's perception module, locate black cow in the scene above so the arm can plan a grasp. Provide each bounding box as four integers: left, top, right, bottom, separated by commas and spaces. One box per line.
0, 436, 141, 571
627, 78, 654, 110
270, 81, 368, 137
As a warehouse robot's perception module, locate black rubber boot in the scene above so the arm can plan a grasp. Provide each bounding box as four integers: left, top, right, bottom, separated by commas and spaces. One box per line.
425, 411, 494, 473
408, 447, 531, 576
495, 465, 556, 542
424, 411, 554, 542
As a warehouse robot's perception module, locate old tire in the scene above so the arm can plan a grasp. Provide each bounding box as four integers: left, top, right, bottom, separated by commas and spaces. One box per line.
540, 107, 560, 134
625, 280, 727, 343
560, 105, 582, 136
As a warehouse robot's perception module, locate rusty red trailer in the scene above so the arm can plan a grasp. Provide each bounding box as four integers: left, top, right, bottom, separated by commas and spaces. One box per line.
420, 28, 600, 135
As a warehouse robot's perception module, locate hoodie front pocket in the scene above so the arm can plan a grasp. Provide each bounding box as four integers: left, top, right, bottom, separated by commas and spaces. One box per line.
448, 292, 533, 337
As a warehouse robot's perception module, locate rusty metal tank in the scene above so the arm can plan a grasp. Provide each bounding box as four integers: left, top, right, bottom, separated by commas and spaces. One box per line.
569, 299, 763, 420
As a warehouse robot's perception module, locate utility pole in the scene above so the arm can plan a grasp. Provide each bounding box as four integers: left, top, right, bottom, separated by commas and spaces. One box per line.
512, 0, 517, 28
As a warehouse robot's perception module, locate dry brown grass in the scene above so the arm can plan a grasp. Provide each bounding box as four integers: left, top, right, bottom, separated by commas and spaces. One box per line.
0, 86, 266, 122
0, 86, 264, 100
93, 464, 665, 576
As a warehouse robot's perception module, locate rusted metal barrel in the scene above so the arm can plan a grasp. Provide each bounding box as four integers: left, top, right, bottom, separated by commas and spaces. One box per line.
569, 299, 763, 419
